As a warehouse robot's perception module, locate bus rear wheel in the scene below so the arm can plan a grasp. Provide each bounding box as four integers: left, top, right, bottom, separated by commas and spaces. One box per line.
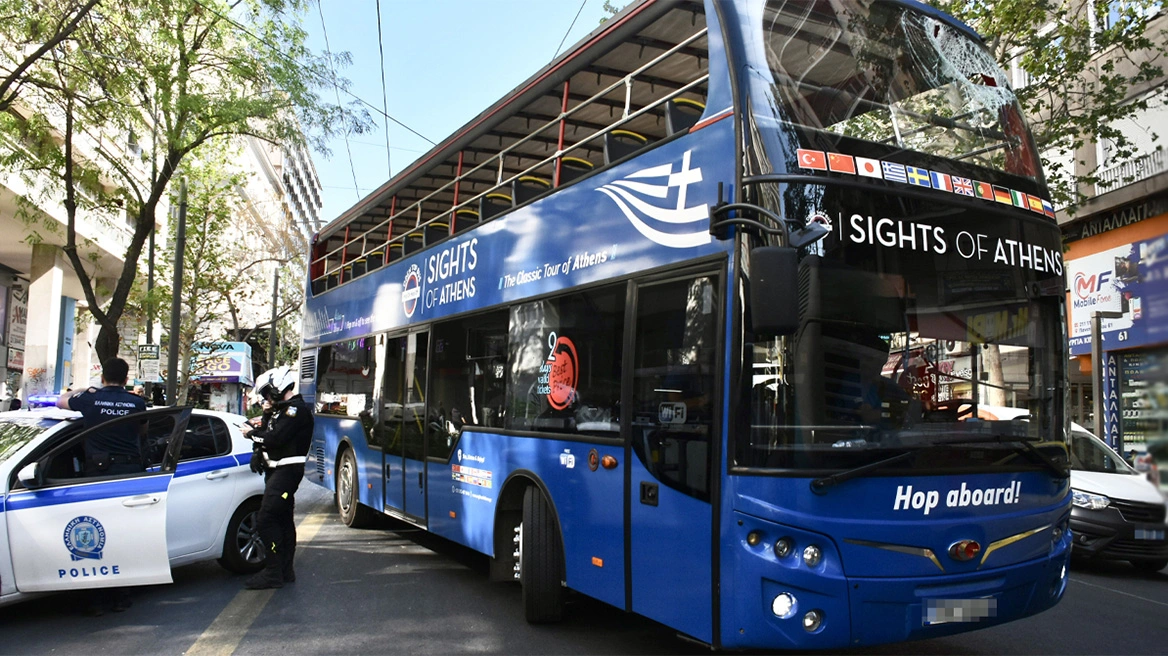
336, 448, 377, 528
520, 485, 565, 623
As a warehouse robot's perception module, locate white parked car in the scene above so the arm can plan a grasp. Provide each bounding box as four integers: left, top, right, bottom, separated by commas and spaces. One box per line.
0, 406, 267, 607
1068, 426, 1168, 572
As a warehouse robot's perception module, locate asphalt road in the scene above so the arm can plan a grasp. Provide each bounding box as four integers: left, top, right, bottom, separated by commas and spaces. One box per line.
2, 481, 1166, 655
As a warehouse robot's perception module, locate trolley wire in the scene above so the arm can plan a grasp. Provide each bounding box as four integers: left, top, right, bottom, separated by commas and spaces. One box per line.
316, 1, 361, 198
375, 0, 393, 179
553, 0, 589, 59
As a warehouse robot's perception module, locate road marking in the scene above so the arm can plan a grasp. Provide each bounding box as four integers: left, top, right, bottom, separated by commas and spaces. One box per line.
186, 513, 329, 656
1071, 578, 1168, 608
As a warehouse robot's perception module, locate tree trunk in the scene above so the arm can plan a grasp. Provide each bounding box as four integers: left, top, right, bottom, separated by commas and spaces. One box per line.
983, 344, 1007, 407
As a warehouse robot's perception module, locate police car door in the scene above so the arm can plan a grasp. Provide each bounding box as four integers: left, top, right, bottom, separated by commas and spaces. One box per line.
5, 407, 190, 592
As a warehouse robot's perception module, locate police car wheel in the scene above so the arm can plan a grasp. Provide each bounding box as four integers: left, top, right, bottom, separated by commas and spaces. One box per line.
336, 448, 377, 528
521, 485, 565, 623
218, 497, 264, 574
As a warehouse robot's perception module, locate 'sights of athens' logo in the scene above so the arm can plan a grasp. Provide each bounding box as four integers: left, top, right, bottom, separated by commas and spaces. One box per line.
596, 150, 710, 248
402, 264, 421, 318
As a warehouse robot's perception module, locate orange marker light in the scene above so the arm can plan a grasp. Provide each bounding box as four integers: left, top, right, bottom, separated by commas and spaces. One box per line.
601, 455, 618, 469
450, 511, 457, 519
591, 557, 604, 567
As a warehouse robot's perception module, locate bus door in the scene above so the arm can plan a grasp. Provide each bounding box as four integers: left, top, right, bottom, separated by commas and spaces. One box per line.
377, 331, 428, 524
402, 331, 429, 523
627, 274, 718, 643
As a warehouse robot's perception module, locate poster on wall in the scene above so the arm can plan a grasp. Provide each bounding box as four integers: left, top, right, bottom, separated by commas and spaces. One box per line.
1067, 233, 1168, 356
7, 282, 26, 356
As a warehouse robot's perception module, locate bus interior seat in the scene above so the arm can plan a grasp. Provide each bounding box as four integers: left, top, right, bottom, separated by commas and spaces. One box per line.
478, 192, 513, 221
325, 270, 339, 290
558, 156, 595, 184
604, 129, 650, 165
403, 231, 424, 255
424, 221, 450, 245
512, 175, 550, 205
666, 97, 706, 135
311, 276, 327, 295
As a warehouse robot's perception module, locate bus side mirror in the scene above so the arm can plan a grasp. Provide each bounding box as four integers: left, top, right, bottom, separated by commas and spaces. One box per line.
750, 246, 799, 337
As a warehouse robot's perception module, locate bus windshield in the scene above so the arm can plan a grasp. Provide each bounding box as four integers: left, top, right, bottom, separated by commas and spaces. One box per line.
739, 209, 1068, 472
745, 0, 1041, 181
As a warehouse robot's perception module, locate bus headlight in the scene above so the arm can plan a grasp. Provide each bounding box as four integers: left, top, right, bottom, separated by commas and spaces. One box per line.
803, 545, 822, 567
803, 609, 824, 632
771, 592, 797, 619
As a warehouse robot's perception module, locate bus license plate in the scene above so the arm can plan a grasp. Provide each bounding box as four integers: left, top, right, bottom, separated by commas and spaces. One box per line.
923, 598, 997, 625
1135, 527, 1165, 540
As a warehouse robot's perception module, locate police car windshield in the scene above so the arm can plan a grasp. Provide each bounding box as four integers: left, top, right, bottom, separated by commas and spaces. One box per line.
0, 417, 52, 464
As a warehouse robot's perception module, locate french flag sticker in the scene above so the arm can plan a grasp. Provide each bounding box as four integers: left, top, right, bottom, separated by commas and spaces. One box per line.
930, 171, 953, 192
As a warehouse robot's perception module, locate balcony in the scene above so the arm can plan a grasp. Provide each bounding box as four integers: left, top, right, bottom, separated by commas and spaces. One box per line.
1096, 148, 1166, 194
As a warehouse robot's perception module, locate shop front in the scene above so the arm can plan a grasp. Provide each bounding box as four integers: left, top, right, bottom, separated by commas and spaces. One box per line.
188, 342, 254, 415
1065, 194, 1168, 455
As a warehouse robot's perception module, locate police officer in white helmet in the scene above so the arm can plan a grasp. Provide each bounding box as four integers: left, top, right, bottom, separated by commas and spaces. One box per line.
241, 365, 313, 589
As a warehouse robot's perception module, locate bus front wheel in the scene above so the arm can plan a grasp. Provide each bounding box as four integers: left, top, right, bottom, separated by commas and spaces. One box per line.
520, 485, 565, 623
336, 448, 377, 528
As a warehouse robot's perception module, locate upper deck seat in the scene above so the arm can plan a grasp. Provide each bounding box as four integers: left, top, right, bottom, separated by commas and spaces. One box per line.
386, 241, 404, 263
403, 231, 425, 255
365, 248, 384, 272
478, 193, 513, 221
558, 156, 595, 184
603, 129, 650, 165
513, 175, 551, 205
424, 221, 450, 245
349, 257, 367, 279
455, 208, 481, 232
665, 97, 706, 135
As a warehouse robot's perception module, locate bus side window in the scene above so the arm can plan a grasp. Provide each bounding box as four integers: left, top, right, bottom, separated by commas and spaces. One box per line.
428, 310, 509, 461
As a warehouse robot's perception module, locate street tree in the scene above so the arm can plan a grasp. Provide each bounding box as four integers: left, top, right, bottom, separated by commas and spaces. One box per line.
0, 0, 101, 113
0, 0, 368, 364
929, 0, 1166, 208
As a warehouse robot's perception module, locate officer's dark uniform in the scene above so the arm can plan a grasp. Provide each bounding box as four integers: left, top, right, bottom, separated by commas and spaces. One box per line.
68, 386, 147, 475
246, 394, 313, 588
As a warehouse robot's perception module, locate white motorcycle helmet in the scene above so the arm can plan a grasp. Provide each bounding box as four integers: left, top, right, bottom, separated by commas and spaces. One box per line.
255, 365, 296, 403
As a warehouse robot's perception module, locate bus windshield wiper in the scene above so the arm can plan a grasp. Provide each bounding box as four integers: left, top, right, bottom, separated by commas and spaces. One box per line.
925, 432, 1070, 479
810, 450, 916, 494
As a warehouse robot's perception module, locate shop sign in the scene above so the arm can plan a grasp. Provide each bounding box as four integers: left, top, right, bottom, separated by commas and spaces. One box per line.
1066, 196, 1168, 242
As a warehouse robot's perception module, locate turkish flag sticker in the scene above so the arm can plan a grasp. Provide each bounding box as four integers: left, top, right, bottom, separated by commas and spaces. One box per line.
796, 148, 827, 170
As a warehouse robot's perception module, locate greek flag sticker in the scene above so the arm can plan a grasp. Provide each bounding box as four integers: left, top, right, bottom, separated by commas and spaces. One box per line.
64, 516, 106, 561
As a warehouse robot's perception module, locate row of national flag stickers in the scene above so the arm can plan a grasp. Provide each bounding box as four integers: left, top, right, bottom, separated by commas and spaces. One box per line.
796, 148, 1056, 219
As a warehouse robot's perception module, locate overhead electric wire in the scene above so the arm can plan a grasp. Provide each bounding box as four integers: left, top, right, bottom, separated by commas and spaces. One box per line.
553, 0, 589, 59
316, 2, 361, 198
189, 0, 437, 147
375, 0, 393, 179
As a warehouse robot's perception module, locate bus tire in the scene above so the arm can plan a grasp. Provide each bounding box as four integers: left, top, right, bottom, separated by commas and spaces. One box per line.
336, 447, 377, 528
521, 485, 565, 623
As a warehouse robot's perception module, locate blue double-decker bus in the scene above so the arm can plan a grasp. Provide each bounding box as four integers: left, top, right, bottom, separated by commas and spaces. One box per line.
299, 0, 1071, 648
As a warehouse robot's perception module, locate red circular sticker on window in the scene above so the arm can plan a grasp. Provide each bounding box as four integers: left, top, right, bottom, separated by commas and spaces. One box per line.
545, 335, 578, 410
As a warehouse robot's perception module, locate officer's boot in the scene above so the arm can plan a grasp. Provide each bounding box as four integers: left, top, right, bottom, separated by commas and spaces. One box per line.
245, 555, 284, 590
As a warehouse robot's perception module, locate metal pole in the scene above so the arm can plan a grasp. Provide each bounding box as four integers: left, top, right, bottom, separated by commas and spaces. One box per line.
268, 269, 279, 368
166, 179, 187, 406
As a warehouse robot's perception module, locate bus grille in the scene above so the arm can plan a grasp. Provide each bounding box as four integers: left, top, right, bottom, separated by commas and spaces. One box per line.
1104, 538, 1168, 558
1111, 499, 1166, 524
314, 446, 325, 478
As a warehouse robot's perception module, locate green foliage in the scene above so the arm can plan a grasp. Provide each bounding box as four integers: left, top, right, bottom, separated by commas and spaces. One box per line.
0, 0, 368, 365
928, 0, 1167, 209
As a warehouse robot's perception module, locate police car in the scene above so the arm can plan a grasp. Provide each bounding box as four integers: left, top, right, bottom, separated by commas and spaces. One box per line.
0, 405, 267, 607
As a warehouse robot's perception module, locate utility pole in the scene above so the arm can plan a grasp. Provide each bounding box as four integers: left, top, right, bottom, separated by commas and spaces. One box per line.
268, 269, 279, 369
166, 179, 188, 406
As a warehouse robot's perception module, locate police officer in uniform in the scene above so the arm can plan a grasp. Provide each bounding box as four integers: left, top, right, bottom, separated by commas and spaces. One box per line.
57, 357, 147, 475
242, 365, 313, 589
56, 357, 146, 615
